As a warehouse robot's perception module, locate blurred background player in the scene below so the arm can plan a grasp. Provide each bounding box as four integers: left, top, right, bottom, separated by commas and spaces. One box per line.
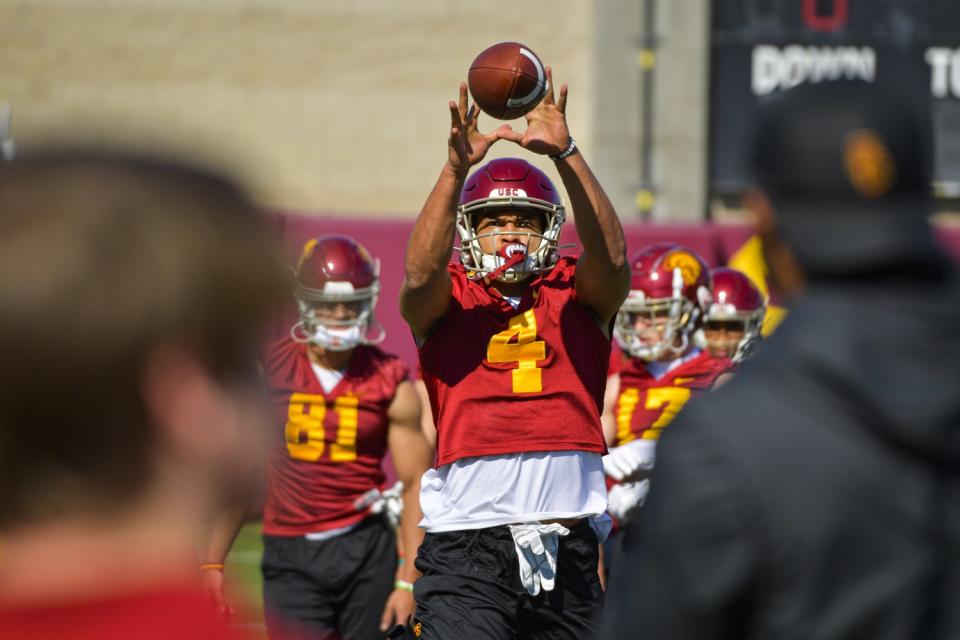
600, 244, 731, 554
0, 149, 282, 639
698, 266, 766, 386
400, 70, 628, 638
205, 235, 433, 639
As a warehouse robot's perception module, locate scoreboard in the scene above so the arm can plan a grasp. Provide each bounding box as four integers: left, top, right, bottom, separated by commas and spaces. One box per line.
710, 0, 960, 197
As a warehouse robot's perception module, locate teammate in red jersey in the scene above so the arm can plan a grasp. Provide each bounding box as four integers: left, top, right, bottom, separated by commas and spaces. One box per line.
0, 150, 282, 640
601, 244, 732, 524
399, 70, 629, 639
699, 266, 767, 371
205, 235, 433, 640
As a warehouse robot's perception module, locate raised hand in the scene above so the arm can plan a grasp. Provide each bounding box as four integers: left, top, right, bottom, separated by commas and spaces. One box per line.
499, 67, 570, 156
448, 83, 513, 175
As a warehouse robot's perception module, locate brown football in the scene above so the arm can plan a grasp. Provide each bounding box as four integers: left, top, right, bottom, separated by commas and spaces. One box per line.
468, 42, 548, 120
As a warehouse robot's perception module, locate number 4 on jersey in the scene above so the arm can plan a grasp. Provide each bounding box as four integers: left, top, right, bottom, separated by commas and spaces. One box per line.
487, 309, 546, 393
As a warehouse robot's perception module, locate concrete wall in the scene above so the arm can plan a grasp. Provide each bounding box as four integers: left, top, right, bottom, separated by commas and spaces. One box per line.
593, 0, 711, 222
0, 0, 594, 216
652, 0, 711, 222
592, 0, 644, 222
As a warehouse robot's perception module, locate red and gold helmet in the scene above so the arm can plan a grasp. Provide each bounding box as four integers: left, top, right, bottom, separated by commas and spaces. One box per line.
456, 157, 565, 282
699, 267, 766, 363
291, 235, 384, 351
614, 243, 711, 361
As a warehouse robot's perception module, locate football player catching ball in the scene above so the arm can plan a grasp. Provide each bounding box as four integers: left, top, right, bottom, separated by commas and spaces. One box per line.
205, 235, 433, 640
399, 68, 629, 638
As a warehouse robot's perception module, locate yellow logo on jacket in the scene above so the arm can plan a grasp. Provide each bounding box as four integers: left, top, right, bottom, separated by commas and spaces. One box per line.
843, 129, 895, 198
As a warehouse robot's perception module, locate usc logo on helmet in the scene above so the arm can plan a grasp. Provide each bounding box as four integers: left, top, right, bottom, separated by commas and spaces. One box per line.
662, 251, 703, 286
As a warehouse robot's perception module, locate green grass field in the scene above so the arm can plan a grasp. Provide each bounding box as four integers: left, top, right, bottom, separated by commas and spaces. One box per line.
225, 521, 267, 637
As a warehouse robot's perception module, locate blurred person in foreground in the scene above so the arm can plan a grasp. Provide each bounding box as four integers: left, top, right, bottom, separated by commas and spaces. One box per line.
0, 150, 282, 639
605, 79, 960, 639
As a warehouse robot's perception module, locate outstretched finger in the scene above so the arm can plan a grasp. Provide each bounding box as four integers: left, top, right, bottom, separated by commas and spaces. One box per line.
458, 82, 469, 122
467, 104, 481, 132
544, 66, 555, 105
379, 603, 394, 633
557, 83, 568, 114
449, 101, 463, 130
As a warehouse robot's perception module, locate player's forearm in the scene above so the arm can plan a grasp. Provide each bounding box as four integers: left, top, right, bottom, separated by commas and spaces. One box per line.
204, 501, 249, 564
400, 163, 462, 331
402, 163, 462, 290
397, 486, 424, 583
556, 152, 627, 275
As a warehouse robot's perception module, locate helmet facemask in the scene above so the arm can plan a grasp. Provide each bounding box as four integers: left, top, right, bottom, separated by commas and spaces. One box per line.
614, 268, 701, 361
456, 197, 564, 282
290, 278, 385, 351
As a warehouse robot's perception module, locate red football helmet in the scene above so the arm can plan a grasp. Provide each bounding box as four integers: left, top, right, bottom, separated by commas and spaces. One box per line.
699, 267, 766, 363
614, 243, 711, 361
456, 157, 565, 282
291, 235, 384, 351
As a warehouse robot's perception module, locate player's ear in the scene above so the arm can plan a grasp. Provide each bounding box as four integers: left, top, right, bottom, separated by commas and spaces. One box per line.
142, 346, 225, 462
141, 345, 265, 470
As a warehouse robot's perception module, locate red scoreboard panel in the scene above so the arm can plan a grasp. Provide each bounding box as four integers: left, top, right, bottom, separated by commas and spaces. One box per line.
710, 0, 960, 198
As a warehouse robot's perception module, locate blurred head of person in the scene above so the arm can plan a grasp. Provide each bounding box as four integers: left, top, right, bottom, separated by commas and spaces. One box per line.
614, 243, 711, 363
291, 234, 385, 353
0, 149, 282, 599
698, 268, 766, 363
745, 79, 948, 297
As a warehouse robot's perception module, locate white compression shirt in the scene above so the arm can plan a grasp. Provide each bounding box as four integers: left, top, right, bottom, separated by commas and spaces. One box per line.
310, 362, 346, 394
419, 451, 612, 541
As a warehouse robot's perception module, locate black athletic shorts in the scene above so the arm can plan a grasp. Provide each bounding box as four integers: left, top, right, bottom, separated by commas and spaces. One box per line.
412, 520, 604, 639
262, 514, 396, 640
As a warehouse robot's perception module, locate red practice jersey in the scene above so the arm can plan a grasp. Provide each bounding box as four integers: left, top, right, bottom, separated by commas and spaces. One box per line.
612, 349, 731, 445
420, 257, 610, 466
0, 586, 248, 640
262, 337, 408, 536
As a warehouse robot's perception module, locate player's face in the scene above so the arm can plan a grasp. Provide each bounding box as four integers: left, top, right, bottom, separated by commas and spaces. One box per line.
474, 210, 546, 256
630, 308, 671, 346
310, 300, 364, 324
703, 320, 745, 358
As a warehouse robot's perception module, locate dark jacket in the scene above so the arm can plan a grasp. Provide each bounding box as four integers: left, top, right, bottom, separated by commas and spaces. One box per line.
604, 272, 960, 639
